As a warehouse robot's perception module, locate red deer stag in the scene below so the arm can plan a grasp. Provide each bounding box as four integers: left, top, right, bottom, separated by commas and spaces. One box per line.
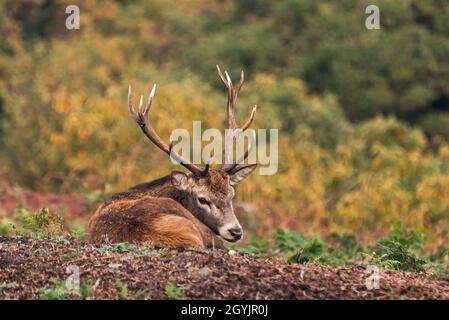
89, 66, 258, 249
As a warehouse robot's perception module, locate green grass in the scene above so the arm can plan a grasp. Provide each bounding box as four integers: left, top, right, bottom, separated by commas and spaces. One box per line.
235, 221, 449, 275
277, 231, 354, 266
96, 242, 156, 255
39, 278, 93, 300
115, 279, 150, 300
165, 282, 186, 300
234, 237, 269, 256
115, 279, 130, 300
0, 281, 16, 291
68, 220, 88, 240
0, 218, 15, 236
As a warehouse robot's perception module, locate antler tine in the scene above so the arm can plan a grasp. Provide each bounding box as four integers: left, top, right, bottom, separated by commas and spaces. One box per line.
222, 130, 256, 172
216, 66, 257, 172
234, 70, 244, 103
241, 105, 257, 131
216, 65, 244, 92
228, 70, 245, 119
138, 95, 144, 114
203, 157, 212, 175
239, 70, 244, 86
216, 65, 254, 130
143, 84, 156, 116
216, 65, 228, 87
217, 65, 237, 129
128, 85, 139, 121
238, 130, 256, 163
128, 84, 206, 176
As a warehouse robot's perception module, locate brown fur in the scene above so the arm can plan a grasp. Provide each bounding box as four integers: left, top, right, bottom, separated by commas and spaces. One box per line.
89, 173, 226, 249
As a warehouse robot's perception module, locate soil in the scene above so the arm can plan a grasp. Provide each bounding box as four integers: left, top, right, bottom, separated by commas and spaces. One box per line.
1, 237, 449, 300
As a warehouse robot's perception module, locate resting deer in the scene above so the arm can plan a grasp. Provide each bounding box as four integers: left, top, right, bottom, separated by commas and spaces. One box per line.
89, 66, 258, 249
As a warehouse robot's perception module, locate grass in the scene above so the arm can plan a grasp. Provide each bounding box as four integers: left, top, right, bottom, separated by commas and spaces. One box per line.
0, 281, 16, 291
164, 282, 186, 300
96, 242, 156, 255
115, 279, 151, 300
240, 229, 361, 267
39, 278, 93, 300
235, 237, 269, 256
69, 220, 88, 240
115, 279, 130, 300
234, 222, 449, 276
0, 218, 14, 236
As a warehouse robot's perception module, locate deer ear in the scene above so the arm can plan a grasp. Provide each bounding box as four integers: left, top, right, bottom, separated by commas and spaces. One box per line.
171, 171, 191, 190
229, 164, 257, 186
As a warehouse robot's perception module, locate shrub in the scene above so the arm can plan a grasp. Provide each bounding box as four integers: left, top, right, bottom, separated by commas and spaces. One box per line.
274, 230, 356, 266
364, 222, 427, 272
16, 208, 65, 237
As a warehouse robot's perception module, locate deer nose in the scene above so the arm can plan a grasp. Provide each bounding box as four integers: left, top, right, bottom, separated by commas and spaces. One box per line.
228, 227, 243, 239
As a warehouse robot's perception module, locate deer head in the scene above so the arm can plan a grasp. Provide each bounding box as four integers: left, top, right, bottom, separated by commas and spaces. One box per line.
128, 66, 257, 242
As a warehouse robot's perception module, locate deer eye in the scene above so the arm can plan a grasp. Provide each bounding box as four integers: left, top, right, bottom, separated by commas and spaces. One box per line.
198, 197, 210, 206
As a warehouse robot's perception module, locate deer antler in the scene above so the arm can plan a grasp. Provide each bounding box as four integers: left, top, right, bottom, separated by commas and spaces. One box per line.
128, 84, 207, 176
216, 65, 257, 173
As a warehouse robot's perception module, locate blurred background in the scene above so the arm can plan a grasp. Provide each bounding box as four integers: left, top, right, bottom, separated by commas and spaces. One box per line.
0, 0, 449, 247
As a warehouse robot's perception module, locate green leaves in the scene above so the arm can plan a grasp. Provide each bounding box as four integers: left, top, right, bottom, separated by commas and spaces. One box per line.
364, 222, 427, 272
237, 224, 447, 275
274, 230, 354, 266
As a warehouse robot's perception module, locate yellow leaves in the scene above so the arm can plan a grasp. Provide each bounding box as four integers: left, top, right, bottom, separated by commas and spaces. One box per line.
284, 78, 306, 94
251, 73, 277, 87
331, 161, 351, 180
251, 74, 307, 98
335, 191, 363, 223
49, 134, 65, 148
438, 144, 449, 159
416, 175, 449, 214
54, 101, 70, 114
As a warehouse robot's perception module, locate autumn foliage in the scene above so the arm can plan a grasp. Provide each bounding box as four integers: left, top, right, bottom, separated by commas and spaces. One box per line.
1, 0, 449, 246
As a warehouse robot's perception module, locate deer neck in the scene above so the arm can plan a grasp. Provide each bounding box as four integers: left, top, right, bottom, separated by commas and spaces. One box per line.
130, 175, 188, 207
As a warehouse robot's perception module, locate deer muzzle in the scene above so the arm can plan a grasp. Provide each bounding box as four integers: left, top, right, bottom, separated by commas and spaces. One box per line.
218, 221, 243, 242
